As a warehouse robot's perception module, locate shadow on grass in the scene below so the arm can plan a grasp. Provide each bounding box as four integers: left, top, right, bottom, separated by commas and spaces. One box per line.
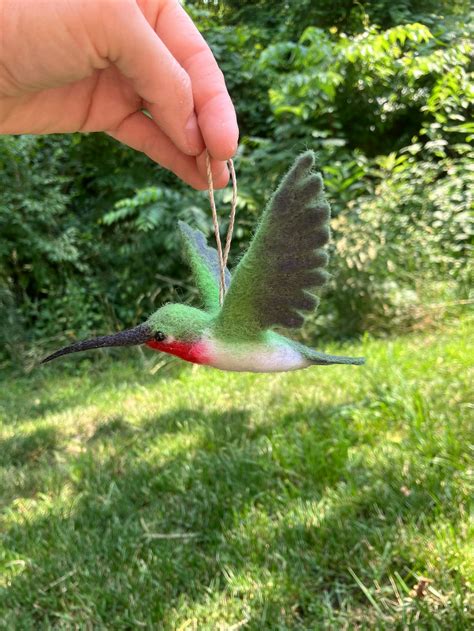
0, 426, 60, 467
87, 415, 137, 443
0, 357, 184, 427
0, 402, 468, 627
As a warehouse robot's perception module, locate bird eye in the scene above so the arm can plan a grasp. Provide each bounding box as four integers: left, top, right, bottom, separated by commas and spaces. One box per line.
154, 331, 166, 342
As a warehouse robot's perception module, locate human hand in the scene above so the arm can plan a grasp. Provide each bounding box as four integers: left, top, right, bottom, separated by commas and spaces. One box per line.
0, 0, 238, 189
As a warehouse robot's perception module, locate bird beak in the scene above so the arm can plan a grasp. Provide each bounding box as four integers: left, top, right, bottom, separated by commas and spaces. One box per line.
41, 323, 153, 364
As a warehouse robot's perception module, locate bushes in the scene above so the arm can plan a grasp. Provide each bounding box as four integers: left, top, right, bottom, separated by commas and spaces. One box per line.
0, 134, 159, 361
328, 147, 473, 335
245, 17, 473, 337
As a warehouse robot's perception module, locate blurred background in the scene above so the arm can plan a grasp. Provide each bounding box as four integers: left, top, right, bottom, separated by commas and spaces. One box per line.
0, 0, 472, 368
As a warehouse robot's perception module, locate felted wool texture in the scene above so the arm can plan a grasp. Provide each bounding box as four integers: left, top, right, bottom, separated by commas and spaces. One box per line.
286, 335, 365, 366
147, 303, 213, 343
264, 331, 364, 367
178, 221, 231, 312
214, 150, 331, 341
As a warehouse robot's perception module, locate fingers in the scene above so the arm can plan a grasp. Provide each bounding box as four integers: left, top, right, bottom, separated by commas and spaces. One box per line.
101, 0, 238, 187
155, 0, 239, 161
103, 1, 203, 157
107, 111, 229, 190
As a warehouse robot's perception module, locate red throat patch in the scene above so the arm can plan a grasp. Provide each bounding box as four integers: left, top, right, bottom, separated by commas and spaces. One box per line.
145, 340, 211, 365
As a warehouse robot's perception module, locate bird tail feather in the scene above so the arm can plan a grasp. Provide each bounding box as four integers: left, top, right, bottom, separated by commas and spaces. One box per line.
303, 348, 365, 366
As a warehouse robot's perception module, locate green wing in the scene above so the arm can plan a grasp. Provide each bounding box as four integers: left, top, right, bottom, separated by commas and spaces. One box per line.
214, 151, 330, 340
178, 221, 231, 312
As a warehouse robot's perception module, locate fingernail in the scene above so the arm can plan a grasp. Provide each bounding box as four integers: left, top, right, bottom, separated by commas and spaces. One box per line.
213, 161, 230, 188
185, 113, 203, 155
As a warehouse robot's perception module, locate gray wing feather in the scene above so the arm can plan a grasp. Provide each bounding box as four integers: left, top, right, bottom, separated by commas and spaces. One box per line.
215, 151, 330, 338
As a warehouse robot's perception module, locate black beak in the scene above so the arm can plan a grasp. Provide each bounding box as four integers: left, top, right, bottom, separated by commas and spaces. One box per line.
41, 323, 152, 364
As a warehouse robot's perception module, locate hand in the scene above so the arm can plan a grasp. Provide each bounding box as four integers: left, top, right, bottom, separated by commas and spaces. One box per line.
0, 0, 238, 189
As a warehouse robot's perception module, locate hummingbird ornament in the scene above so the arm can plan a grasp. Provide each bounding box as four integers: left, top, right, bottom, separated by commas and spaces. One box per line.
42, 151, 364, 371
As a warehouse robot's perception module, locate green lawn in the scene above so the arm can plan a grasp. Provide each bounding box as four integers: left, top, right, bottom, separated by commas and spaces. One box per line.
1, 317, 473, 629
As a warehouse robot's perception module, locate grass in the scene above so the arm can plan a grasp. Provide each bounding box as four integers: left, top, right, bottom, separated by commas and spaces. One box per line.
0, 316, 473, 629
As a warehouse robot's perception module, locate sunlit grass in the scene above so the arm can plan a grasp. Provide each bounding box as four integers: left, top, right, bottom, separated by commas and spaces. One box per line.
0, 317, 473, 628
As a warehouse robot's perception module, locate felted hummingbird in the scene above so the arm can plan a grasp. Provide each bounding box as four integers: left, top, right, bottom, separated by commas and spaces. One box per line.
42, 151, 364, 371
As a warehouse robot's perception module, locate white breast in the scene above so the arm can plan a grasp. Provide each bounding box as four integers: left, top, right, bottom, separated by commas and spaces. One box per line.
206, 339, 310, 373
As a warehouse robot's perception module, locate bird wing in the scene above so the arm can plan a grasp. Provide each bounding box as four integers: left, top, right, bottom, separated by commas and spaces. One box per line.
214, 151, 330, 340
178, 221, 231, 312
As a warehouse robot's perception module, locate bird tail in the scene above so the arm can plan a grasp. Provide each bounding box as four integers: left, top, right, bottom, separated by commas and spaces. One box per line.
302, 347, 365, 366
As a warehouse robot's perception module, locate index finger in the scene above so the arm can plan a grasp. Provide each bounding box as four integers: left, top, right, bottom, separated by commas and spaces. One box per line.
155, 0, 239, 161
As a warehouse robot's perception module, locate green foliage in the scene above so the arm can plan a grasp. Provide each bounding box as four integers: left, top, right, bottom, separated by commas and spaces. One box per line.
0, 136, 79, 359
328, 146, 473, 335
250, 18, 473, 335
0, 319, 473, 626
259, 20, 472, 153
188, 0, 471, 36
1, 2, 473, 367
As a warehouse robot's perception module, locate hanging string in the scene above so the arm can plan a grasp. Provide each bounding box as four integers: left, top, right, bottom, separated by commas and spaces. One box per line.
205, 151, 237, 306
